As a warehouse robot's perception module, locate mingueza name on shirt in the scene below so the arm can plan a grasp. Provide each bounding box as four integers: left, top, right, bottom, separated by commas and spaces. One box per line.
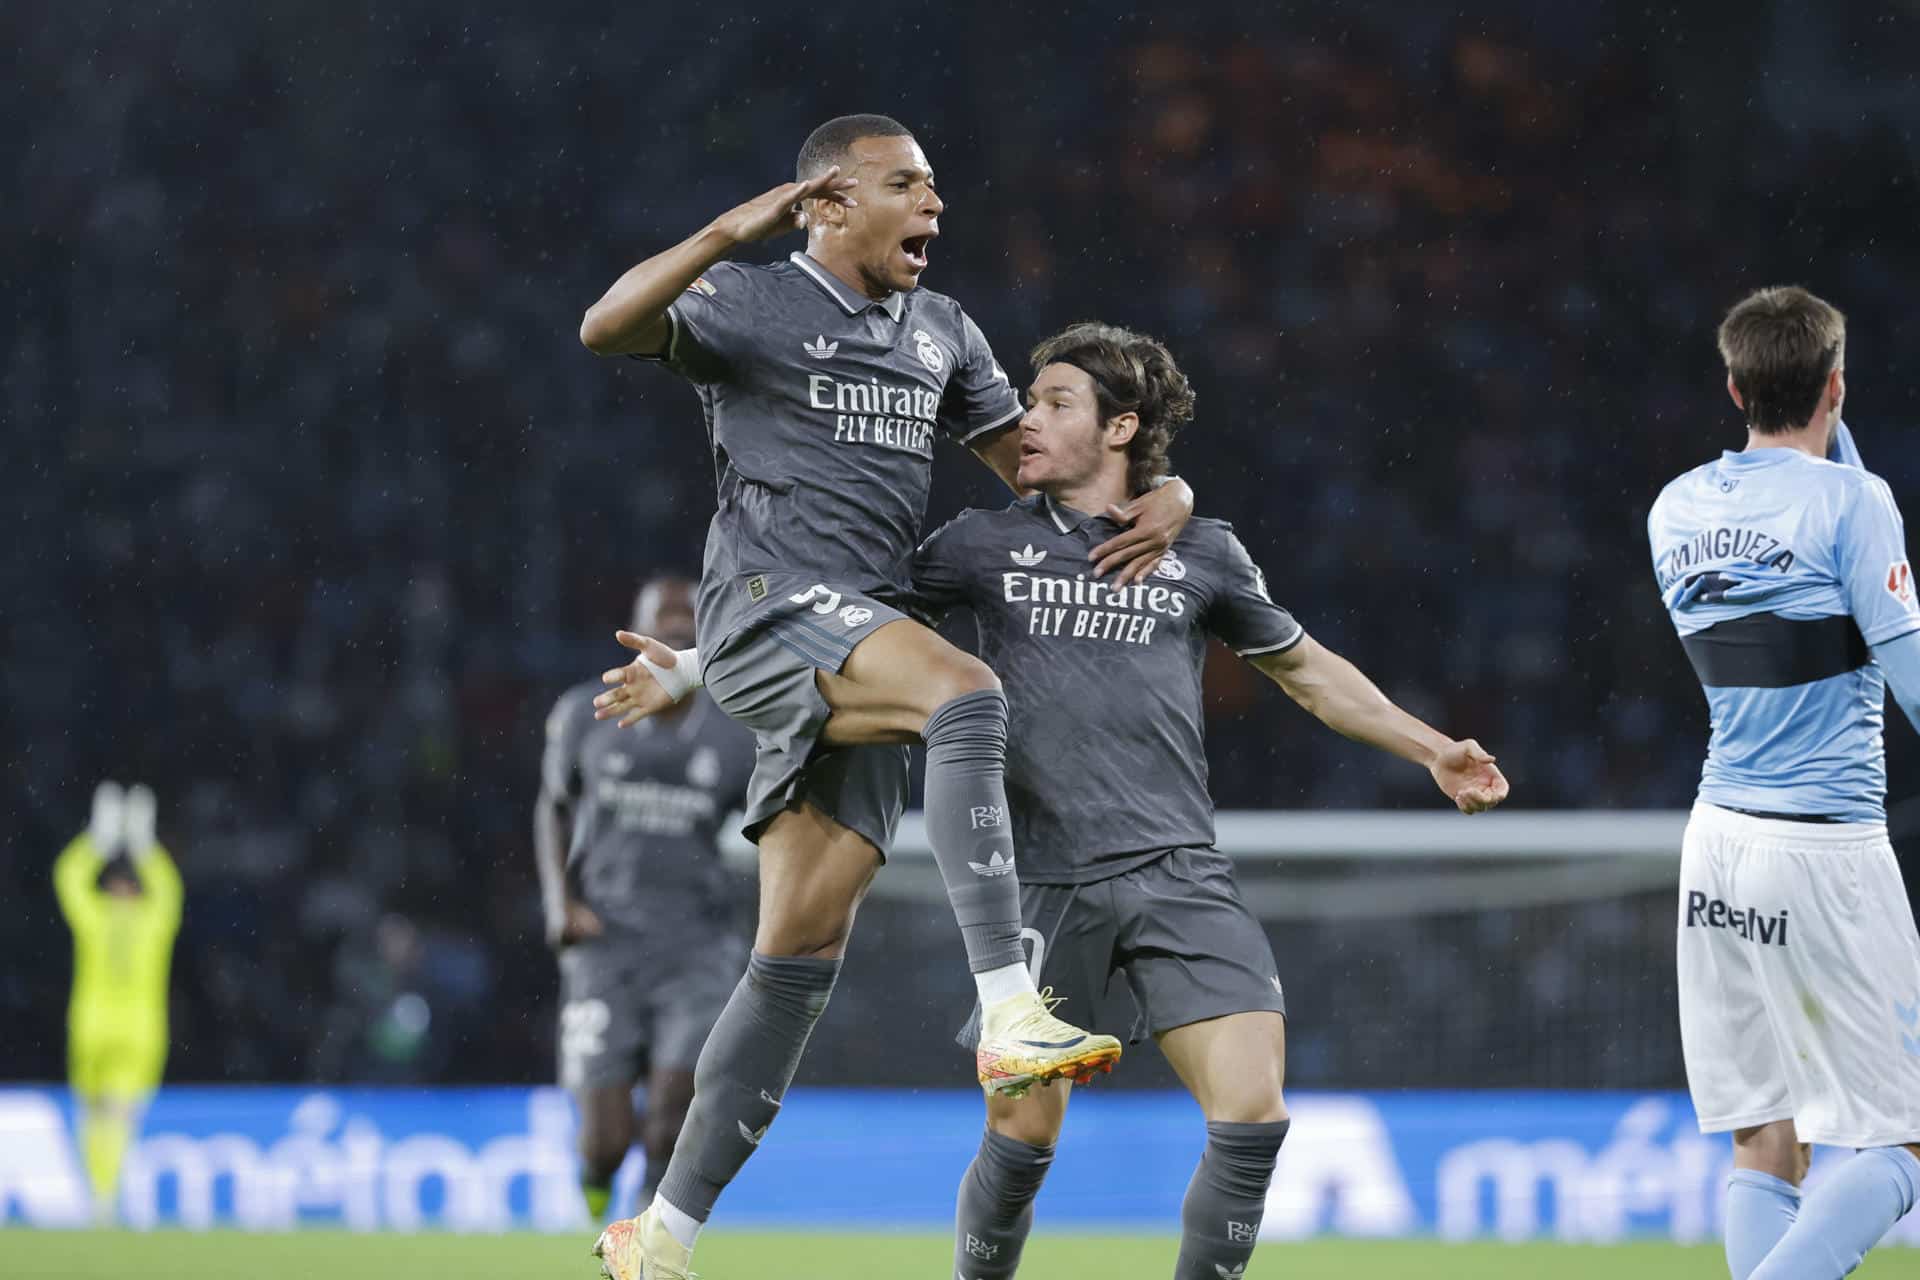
1683, 890, 1790, 945
1002, 571, 1188, 646
595, 777, 718, 837
807, 374, 939, 455
1656, 527, 1797, 592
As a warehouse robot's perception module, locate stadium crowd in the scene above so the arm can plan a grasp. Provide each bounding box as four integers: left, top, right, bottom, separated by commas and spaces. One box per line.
7, 0, 1916, 1090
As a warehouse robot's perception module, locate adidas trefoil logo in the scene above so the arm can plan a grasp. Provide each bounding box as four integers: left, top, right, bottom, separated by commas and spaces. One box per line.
738, 1120, 770, 1146
1216, 1264, 1247, 1280
968, 850, 1016, 878
1010, 544, 1047, 567
803, 335, 839, 360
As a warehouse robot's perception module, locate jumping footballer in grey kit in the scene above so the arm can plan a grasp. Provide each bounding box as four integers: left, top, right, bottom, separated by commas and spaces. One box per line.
535, 578, 756, 1225
579, 115, 1197, 1279
915, 323, 1511, 1280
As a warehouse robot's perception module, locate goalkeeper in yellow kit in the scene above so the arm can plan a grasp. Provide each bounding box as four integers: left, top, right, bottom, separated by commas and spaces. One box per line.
54, 781, 182, 1220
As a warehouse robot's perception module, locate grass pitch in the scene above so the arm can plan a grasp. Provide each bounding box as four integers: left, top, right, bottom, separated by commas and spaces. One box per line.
0, 1229, 1821, 1280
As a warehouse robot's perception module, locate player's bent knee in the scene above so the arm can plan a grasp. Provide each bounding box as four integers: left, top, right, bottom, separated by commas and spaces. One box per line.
920, 652, 1002, 717
1206, 1096, 1290, 1125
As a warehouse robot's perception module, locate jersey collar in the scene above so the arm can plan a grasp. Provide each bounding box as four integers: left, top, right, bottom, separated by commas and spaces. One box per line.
790, 252, 906, 322
1034, 491, 1120, 537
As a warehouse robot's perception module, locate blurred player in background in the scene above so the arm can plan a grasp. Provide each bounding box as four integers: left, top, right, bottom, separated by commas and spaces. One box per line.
1649, 286, 1920, 1280
603, 325, 1508, 1279
536, 578, 756, 1224
580, 113, 1194, 1278
54, 781, 183, 1222
915, 324, 1508, 1280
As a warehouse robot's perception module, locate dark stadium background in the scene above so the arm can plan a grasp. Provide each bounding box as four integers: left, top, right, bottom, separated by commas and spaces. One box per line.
6, 0, 1916, 1093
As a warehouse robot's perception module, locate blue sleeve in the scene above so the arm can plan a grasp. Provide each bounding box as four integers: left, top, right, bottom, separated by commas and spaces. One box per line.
1836, 476, 1920, 646
1873, 629, 1920, 734
1827, 419, 1864, 469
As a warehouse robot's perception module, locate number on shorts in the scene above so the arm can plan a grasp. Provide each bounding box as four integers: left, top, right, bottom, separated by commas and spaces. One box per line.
560, 998, 611, 1062
789, 584, 843, 615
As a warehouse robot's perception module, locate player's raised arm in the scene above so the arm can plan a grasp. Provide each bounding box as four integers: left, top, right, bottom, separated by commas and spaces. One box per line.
1248, 638, 1509, 814
579, 169, 858, 356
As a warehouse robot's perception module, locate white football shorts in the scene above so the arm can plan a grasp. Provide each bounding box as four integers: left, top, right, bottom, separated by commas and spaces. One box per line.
1677, 801, 1920, 1148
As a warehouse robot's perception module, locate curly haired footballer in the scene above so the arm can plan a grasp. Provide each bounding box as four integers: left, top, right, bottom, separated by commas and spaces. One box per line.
1027, 322, 1196, 496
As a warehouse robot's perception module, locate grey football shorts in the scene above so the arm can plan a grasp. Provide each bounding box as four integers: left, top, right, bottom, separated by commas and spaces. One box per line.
557, 934, 747, 1090
704, 572, 914, 857
958, 846, 1286, 1048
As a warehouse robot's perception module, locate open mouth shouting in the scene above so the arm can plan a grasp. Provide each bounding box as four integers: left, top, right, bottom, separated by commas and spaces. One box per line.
900, 233, 934, 273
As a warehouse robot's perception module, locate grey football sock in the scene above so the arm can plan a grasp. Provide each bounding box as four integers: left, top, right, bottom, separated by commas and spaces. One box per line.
652, 952, 839, 1223
1173, 1119, 1290, 1280
954, 1129, 1054, 1279
922, 689, 1027, 973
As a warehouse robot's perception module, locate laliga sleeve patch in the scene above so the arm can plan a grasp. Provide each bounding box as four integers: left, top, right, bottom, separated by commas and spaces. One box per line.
1890, 560, 1915, 607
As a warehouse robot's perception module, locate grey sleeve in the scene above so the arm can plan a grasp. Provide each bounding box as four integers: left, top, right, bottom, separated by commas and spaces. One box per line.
540, 689, 587, 798
628, 260, 755, 385
938, 312, 1025, 445
1205, 529, 1305, 657
909, 512, 979, 619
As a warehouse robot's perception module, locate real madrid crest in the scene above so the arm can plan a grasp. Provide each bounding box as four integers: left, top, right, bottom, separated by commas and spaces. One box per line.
912, 328, 945, 374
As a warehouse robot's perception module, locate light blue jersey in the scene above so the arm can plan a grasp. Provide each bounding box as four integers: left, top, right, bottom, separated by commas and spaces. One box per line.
1648, 422, 1920, 821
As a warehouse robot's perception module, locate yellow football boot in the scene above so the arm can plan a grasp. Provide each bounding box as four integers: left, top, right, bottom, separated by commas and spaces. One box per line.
591, 1205, 693, 1280
975, 986, 1121, 1097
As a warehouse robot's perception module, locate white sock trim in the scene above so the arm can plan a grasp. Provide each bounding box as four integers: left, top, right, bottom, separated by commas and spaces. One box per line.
652, 1195, 702, 1251
974, 961, 1037, 1006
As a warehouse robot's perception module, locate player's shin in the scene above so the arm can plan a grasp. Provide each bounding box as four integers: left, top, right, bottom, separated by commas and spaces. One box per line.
920, 689, 1030, 989
1725, 1169, 1800, 1280
648, 952, 840, 1247
954, 1130, 1054, 1280
1749, 1146, 1920, 1280
1172, 1119, 1291, 1280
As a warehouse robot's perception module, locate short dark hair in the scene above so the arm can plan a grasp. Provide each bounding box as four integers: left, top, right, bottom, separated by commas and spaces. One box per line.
1029, 322, 1195, 495
796, 114, 915, 180
1717, 286, 1846, 433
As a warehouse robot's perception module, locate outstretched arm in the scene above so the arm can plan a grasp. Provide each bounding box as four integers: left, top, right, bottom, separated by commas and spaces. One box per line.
579, 170, 858, 356
1249, 635, 1509, 813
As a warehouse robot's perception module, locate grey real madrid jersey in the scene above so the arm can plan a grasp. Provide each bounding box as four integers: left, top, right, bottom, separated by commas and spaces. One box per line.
542, 683, 757, 941
637, 252, 1024, 655
912, 495, 1304, 884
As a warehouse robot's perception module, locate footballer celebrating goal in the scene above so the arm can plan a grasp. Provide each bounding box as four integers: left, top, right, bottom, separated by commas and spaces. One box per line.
578, 114, 1192, 1278
603, 322, 1510, 1280
1648, 286, 1920, 1280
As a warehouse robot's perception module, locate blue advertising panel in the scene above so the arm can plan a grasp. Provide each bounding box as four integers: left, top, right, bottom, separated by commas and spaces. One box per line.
1, 1086, 1913, 1246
